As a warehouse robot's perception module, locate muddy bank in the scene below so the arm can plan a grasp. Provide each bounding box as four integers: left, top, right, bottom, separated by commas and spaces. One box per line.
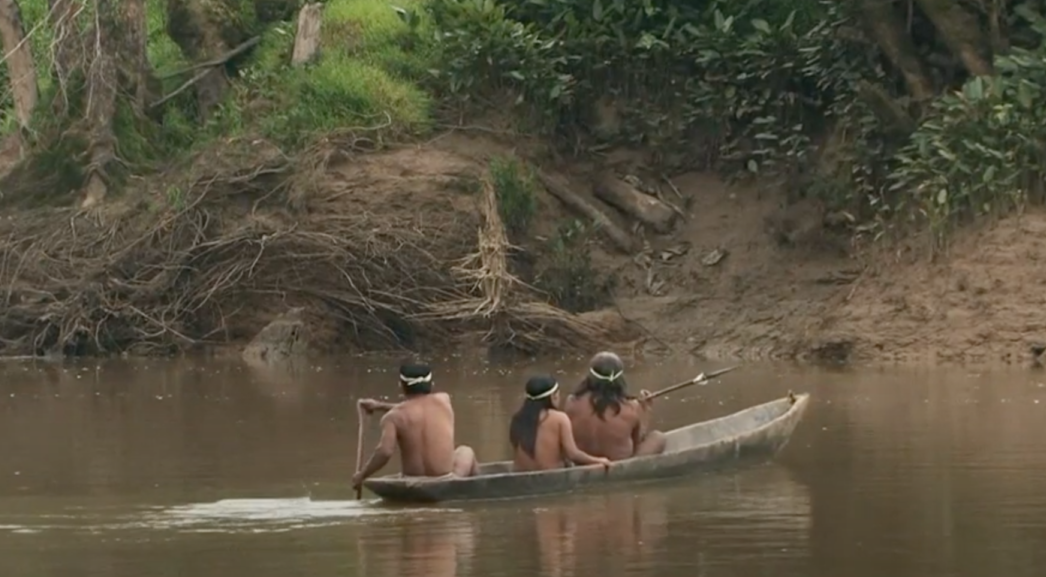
606, 170, 1046, 366
0, 134, 633, 358
1, 131, 1043, 366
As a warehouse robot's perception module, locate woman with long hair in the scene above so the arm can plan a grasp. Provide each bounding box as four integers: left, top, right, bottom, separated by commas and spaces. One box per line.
509, 375, 612, 472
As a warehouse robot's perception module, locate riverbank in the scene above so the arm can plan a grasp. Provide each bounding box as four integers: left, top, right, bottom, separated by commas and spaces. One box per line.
2, 1, 1045, 366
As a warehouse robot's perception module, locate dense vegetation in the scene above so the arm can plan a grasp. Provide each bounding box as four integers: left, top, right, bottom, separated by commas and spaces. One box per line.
417, 0, 1046, 249
2, 0, 1046, 246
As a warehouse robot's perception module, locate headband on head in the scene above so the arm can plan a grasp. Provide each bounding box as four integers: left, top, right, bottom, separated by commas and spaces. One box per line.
526, 381, 559, 400
589, 367, 623, 382
399, 372, 432, 387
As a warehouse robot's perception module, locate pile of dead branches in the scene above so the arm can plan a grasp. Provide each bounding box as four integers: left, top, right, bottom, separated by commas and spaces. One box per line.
0, 137, 626, 356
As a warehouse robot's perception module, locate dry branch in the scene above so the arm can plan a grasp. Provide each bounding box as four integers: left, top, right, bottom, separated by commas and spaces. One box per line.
151, 36, 261, 109
0, 137, 631, 357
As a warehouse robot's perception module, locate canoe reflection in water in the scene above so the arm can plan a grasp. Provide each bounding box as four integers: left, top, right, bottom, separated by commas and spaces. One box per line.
356, 511, 477, 577
355, 466, 810, 577
534, 490, 670, 577
532, 465, 812, 577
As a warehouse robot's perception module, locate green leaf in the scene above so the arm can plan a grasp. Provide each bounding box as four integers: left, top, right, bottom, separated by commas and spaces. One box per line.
592, 0, 603, 22
747, 159, 758, 173
751, 19, 771, 34
936, 189, 948, 206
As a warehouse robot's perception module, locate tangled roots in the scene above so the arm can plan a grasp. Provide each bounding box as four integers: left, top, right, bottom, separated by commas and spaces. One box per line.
0, 137, 631, 356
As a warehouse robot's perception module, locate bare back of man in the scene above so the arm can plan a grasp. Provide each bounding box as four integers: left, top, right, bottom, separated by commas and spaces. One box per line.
389, 393, 479, 478
565, 393, 666, 461
353, 364, 479, 492
513, 409, 610, 472
386, 392, 477, 477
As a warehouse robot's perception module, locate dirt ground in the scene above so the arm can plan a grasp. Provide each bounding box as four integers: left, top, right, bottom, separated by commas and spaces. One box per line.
425, 132, 1046, 366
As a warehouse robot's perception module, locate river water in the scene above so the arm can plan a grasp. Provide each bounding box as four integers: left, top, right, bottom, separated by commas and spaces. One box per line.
0, 356, 1044, 577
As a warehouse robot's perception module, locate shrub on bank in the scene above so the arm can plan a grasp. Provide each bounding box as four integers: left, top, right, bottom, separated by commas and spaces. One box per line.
420, 0, 1046, 250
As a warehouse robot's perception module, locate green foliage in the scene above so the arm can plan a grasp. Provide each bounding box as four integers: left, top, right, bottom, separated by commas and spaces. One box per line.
424, 0, 880, 176
533, 220, 613, 313
488, 155, 537, 237
230, 0, 435, 146
892, 54, 1046, 246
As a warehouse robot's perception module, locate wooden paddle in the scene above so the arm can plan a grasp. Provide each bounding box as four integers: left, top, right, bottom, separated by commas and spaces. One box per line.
354, 401, 365, 500
641, 365, 739, 401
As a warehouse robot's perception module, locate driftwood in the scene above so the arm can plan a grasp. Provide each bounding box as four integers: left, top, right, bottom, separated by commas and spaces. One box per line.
291, 3, 323, 66
593, 172, 678, 234
535, 170, 635, 254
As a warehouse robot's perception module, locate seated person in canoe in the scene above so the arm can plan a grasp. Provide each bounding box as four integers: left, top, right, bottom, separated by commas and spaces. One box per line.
352, 363, 478, 491
509, 375, 613, 472
564, 351, 667, 461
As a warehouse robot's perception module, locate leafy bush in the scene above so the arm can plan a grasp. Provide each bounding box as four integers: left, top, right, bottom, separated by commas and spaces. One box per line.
489, 155, 537, 237
424, 0, 881, 179
892, 53, 1046, 246
533, 220, 613, 313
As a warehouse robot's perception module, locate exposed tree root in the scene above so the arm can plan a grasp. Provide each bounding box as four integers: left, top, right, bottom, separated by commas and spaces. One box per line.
0, 136, 630, 357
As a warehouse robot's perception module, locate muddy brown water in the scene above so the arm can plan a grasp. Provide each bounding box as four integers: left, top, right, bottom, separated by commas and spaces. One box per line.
1, 356, 1045, 576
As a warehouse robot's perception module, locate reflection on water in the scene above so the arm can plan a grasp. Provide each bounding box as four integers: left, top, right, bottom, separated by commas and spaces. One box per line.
2, 357, 1046, 577
0, 497, 446, 535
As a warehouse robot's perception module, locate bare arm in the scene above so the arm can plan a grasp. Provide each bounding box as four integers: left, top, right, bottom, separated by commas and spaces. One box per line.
357, 413, 398, 481
556, 413, 608, 466
359, 398, 398, 415
631, 401, 649, 448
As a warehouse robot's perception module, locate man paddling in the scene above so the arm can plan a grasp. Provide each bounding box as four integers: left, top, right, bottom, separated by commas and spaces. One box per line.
509, 375, 613, 472
564, 351, 667, 461
352, 363, 479, 491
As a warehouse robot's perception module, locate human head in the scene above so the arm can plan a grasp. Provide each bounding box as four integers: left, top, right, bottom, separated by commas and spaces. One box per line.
399, 363, 434, 396
573, 351, 630, 418
509, 375, 560, 458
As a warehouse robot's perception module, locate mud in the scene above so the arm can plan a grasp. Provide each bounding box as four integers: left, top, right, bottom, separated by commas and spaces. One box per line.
3, 128, 1042, 365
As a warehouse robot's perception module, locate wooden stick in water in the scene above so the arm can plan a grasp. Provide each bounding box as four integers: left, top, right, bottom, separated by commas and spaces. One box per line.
355, 402, 365, 500
643, 366, 739, 401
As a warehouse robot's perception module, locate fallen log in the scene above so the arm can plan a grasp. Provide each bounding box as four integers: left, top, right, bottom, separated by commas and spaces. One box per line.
593, 172, 678, 233
535, 170, 635, 254
292, 3, 324, 66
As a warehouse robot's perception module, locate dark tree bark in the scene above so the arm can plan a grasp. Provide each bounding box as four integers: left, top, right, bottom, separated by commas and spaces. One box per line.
915, 0, 994, 76
858, 0, 935, 101
0, 0, 38, 128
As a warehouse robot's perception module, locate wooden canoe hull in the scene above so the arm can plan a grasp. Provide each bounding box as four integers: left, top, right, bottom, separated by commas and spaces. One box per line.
363, 393, 811, 504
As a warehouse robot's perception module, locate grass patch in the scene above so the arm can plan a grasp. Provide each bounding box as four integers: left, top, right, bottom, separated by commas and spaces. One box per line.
227, 0, 435, 146
489, 155, 537, 237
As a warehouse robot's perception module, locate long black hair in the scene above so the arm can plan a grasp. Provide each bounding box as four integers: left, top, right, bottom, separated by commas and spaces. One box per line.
572, 351, 633, 419
509, 375, 559, 458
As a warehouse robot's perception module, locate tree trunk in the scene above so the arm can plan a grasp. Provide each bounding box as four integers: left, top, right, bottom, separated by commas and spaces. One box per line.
291, 3, 323, 66
0, 0, 38, 128
166, 0, 250, 121
120, 0, 155, 110
80, 0, 119, 208
858, 0, 935, 101
593, 173, 679, 234
915, 0, 994, 76
47, 0, 85, 117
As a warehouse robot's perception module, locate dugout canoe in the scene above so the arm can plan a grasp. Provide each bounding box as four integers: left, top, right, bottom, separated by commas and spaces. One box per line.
363, 392, 811, 504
